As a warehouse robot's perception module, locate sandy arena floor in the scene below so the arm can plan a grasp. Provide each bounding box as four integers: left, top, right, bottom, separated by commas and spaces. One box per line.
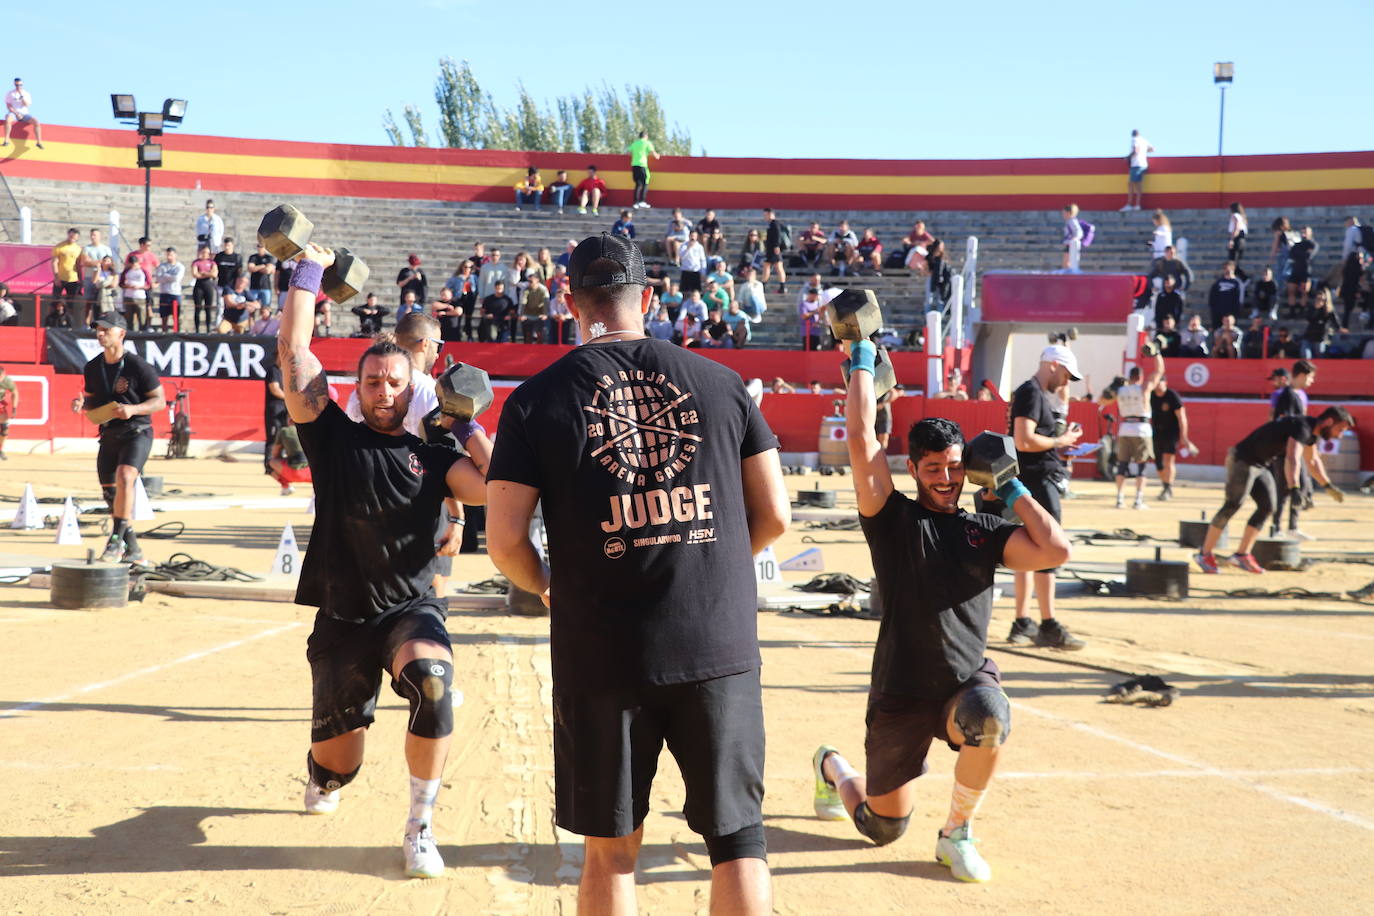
0, 447, 1371, 915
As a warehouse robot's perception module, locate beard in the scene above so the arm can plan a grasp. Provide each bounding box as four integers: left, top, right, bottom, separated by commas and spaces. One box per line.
362, 398, 409, 433
916, 478, 963, 512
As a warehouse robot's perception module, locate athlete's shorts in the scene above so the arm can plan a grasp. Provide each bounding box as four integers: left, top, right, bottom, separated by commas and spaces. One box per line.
1129, 166, 1148, 183
96, 427, 154, 484
874, 408, 891, 436
306, 595, 451, 742
1116, 435, 1153, 465
863, 658, 1002, 797
553, 668, 765, 839
158, 293, 180, 317
764, 247, 783, 265
1153, 434, 1179, 470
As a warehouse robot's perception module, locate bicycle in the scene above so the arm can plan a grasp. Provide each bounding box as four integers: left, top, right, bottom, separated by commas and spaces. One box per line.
165, 383, 193, 459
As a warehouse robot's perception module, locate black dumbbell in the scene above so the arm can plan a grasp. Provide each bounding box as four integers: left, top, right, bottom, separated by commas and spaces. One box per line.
435, 362, 493, 421
258, 204, 370, 303
965, 432, 1019, 492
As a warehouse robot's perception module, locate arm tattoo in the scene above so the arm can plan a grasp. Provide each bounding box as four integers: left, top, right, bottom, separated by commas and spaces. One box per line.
280, 340, 328, 414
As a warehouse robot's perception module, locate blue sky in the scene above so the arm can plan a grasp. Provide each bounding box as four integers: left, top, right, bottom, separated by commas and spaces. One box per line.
8, 0, 1370, 160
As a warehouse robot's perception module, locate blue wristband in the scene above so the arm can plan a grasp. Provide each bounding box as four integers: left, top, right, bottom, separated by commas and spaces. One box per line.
849, 339, 877, 375
452, 418, 485, 448
995, 478, 1029, 508
290, 259, 324, 295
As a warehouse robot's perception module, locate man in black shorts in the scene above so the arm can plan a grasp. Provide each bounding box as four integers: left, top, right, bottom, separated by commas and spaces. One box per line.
761, 207, 788, 294
485, 233, 791, 914
71, 312, 165, 563
1195, 406, 1352, 575
277, 243, 493, 879
1004, 345, 1086, 649
1150, 375, 1195, 502
810, 340, 1071, 883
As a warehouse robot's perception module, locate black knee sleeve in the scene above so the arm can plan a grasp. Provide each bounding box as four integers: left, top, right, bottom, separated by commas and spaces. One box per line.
703, 822, 766, 866
854, 803, 910, 847
306, 751, 359, 791
393, 658, 454, 739
101, 485, 117, 511
954, 685, 1012, 747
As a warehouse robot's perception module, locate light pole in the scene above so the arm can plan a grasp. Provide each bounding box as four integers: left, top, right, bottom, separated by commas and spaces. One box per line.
1213, 62, 1234, 158
110, 95, 187, 241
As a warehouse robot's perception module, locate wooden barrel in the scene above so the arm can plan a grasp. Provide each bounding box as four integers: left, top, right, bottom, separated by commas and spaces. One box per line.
1317, 432, 1361, 488
818, 416, 849, 469
50, 561, 128, 609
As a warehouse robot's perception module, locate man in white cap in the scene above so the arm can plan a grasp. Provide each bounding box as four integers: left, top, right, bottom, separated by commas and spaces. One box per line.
997, 345, 1086, 649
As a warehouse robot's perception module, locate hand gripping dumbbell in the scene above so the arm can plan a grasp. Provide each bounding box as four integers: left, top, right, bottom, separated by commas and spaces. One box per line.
421, 361, 494, 446
826, 288, 896, 397
964, 432, 1020, 492
258, 205, 370, 303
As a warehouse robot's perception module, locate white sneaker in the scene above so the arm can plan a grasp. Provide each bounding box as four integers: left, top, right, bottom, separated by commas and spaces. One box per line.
404, 822, 445, 878
936, 824, 992, 882
1133, 498, 1148, 510
1119, 204, 1133, 212
280, 484, 295, 496
640, 201, 652, 209
303, 781, 340, 815
1115, 496, 1125, 508
1288, 528, 1315, 542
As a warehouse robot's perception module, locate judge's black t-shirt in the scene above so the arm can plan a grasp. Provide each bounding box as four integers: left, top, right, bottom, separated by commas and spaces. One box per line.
859, 491, 1017, 698
81, 350, 161, 436
214, 251, 243, 287
1010, 378, 1061, 481
1150, 388, 1183, 440
248, 253, 276, 290
1234, 415, 1317, 466
488, 337, 779, 693
295, 401, 460, 622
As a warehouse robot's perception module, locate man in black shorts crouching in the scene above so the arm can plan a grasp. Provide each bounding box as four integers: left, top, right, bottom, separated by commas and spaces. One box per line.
278, 243, 492, 879
72, 312, 165, 563
810, 338, 1070, 883
485, 234, 791, 914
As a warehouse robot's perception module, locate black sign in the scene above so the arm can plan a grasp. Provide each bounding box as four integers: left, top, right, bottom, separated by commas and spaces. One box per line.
46, 330, 275, 379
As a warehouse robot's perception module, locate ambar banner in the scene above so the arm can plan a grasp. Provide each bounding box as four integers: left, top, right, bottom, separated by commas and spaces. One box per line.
46, 330, 275, 379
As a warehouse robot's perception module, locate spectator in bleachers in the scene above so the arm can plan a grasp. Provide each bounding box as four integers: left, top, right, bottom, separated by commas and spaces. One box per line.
697, 307, 732, 349
221, 276, 255, 334
658, 278, 683, 322
534, 247, 556, 285
1227, 203, 1248, 278
479, 248, 510, 299
442, 260, 478, 340
975, 383, 995, 402
735, 266, 768, 324
275, 255, 293, 309
43, 299, 73, 329
1149, 210, 1173, 262
681, 288, 709, 327
797, 272, 824, 307
1270, 216, 1299, 287
576, 165, 607, 215
1154, 275, 1184, 329
1269, 326, 1301, 359
548, 170, 574, 213
213, 237, 242, 306
737, 229, 764, 273
1241, 316, 1268, 359
79, 229, 112, 328
430, 288, 463, 342
1339, 249, 1368, 330
1301, 288, 1341, 357
153, 247, 185, 333
857, 229, 883, 273
611, 209, 636, 240
195, 199, 225, 252
353, 292, 390, 337
1123, 129, 1152, 211
250, 303, 280, 337
1156, 314, 1181, 356
247, 242, 277, 309
1341, 216, 1362, 261
555, 239, 576, 269
664, 209, 690, 264
1207, 261, 1243, 330
0, 284, 16, 326
509, 251, 533, 305
931, 367, 969, 400
514, 166, 544, 211
703, 278, 729, 314
1179, 313, 1209, 357
1211, 314, 1243, 359
397, 290, 424, 322
119, 252, 150, 331
825, 219, 859, 276
628, 129, 659, 208
189, 245, 217, 333
468, 241, 489, 272
1286, 226, 1318, 313
926, 238, 952, 308
547, 274, 574, 344
798, 286, 825, 350
723, 299, 752, 347
798, 221, 826, 268
479, 279, 516, 342
1253, 266, 1279, 320
705, 225, 727, 258
1148, 245, 1193, 300
678, 231, 706, 293
695, 209, 720, 241
95, 256, 120, 320
3, 77, 43, 148
902, 220, 935, 273
50, 227, 84, 318
396, 254, 427, 308
761, 207, 790, 294
521, 273, 548, 343
706, 261, 734, 298
646, 301, 673, 340
1061, 204, 1084, 272
769, 378, 795, 394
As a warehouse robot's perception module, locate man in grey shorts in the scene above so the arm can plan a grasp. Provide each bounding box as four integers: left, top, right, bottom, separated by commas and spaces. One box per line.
1195, 406, 1353, 575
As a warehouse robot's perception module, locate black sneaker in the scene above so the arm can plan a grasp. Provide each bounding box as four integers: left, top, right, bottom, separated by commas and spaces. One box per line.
99, 538, 124, 563
1007, 617, 1039, 645
1035, 619, 1086, 650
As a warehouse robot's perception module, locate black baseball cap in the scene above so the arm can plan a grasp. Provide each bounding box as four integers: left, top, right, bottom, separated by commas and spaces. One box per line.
1268, 367, 1289, 379
568, 233, 646, 292
94, 312, 127, 330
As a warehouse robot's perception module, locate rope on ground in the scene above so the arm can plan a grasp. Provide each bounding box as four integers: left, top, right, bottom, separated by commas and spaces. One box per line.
803, 518, 862, 531
985, 644, 1137, 677
1071, 528, 1167, 546
133, 552, 261, 582
459, 576, 510, 595
800, 534, 865, 545
139, 521, 185, 539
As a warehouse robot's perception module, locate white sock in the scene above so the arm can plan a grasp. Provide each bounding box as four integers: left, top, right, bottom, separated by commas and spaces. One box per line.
408, 775, 441, 827
824, 751, 859, 789
942, 781, 988, 836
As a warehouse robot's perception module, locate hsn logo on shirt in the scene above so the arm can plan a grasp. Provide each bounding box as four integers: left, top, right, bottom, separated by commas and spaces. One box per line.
408, 453, 424, 476
965, 523, 987, 550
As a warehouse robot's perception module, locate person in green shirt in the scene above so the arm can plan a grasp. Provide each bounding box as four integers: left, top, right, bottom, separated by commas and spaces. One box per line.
627, 130, 660, 210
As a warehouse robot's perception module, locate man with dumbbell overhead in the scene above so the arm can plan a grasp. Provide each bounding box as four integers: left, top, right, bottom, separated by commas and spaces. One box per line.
271, 211, 494, 880
1107, 349, 1165, 509
810, 333, 1071, 883
1005, 345, 1087, 649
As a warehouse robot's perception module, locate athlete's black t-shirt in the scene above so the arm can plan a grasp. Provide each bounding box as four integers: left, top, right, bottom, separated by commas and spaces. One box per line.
248, 252, 276, 290
81, 350, 161, 436
1234, 415, 1317, 466
488, 337, 779, 692
1271, 387, 1306, 419
295, 400, 460, 622
1010, 378, 1061, 481
1150, 388, 1183, 440
214, 251, 243, 287
859, 491, 1017, 697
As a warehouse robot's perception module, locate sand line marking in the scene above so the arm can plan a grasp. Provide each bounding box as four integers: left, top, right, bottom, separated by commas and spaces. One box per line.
0, 621, 302, 720
774, 621, 1374, 832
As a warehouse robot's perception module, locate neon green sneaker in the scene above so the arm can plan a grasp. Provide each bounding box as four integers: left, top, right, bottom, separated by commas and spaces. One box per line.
936, 824, 992, 882
812, 745, 848, 820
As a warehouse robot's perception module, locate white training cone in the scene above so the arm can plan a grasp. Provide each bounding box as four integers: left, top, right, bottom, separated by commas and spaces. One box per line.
270, 523, 301, 577
131, 477, 155, 522
780, 547, 824, 572
10, 483, 41, 529
754, 546, 783, 585
55, 496, 83, 545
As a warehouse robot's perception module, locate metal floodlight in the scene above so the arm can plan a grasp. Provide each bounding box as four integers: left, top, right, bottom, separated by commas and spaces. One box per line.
137, 143, 163, 168
110, 93, 137, 120
1213, 62, 1234, 84
161, 98, 187, 124
137, 112, 164, 136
